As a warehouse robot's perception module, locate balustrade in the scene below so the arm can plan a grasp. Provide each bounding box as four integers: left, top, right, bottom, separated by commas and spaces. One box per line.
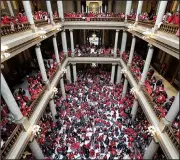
159, 23, 179, 35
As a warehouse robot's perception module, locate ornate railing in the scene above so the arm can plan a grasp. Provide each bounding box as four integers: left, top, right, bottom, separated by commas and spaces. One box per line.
34, 20, 49, 27
65, 17, 124, 22
54, 17, 61, 23
166, 126, 180, 151
1, 23, 31, 36
159, 23, 179, 35
27, 86, 47, 119
73, 53, 114, 57
1, 125, 22, 159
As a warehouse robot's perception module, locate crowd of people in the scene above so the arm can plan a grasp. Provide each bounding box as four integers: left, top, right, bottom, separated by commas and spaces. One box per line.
30, 67, 167, 159
64, 12, 125, 19
122, 51, 179, 140
72, 44, 120, 56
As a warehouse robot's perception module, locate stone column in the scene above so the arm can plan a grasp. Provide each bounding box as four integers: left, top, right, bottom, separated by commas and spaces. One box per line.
22, 1, 36, 31
57, 0, 64, 22
70, 29, 75, 57
1, 73, 23, 121
114, 30, 119, 58
110, 64, 116, 84
66, 65, 72, 83
120, 30, 127, 57
61, 30, 68, 56
139, 44, 154, 88
46, 0, 55, 25
84, 30, 86, 44
127, 35, 136, 69
153, 1, 168, 32
165, 92, 179, 123
35, 43, 48, 84
49, 98, 57, 122
143, 139, 159, 159
135, 1, 143, 23
125, 0, 132, 22
131, 99, 138, 121
121, 78, 128, 99
52, 34, 60, 64
29, 139, 45, 159
108, 0, 112, 13
102, 30, 105, 46
72, 63, 77, 83
7, 1, 14, 16
116, 64, 122, 84
60, 77, 66, 99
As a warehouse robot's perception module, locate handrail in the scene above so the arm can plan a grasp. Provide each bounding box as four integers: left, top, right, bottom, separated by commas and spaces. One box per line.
34, 19, 49, 27
65, 17, 124, 21
1, 23, 30, 37
1, 125, 22, 159
159, 23, 179, 35
73, 53, 114, 57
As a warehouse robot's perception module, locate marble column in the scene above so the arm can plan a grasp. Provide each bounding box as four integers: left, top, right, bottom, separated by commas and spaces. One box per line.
84, 30, 86, 44
1, 73, 23, 121
66, 65, 72, 83
125, 0, 132, 22
72, 63, 77, 82
114, 30, 119, 58
70, 29, 75, 57
165, 92, 179, 123
22, 1, 36, 30
116, 64, 122, 84
49, 99, 57, 122
35, 43, 48, 84
135, 1, 143, 23
52, 34, 60, 64
60, 77, 66, 99
57, 0, 64, 22
120, 30, 127, 57
153, 1, 168, 32
121, 78, 128, 99
139, 44, 154, 87
108, 0, 112, 13
131, 99, 138, 121
127, 35, 136, 69
7, 1, 14, 16
29, 139, 45, 159
143, 139, 159, 159
110, 64, 116, 84
46, 0, 55, 25
61, 30, 68, 56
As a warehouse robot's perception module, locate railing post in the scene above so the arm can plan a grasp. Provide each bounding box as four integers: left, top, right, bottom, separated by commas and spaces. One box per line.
121, 78, 128, 99
116, 64, 122, 84
72, 63, 77, 83
60, 77, 66, 99
61, 29, 68, 57
49, 98, 57, 122
66, 64, 72, 83
110, 63, 116, 84
131, 99, 138, 121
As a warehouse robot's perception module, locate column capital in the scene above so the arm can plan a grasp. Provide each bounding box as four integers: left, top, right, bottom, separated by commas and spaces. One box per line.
53, 33, 57, 37
35, 43, 41, 48
71, 62, 76, 65
132, 34, 136, 38
69, 29, 73, 32
112, 63, 117, 66
116, 29, 120, 32
123, 29, 127, 32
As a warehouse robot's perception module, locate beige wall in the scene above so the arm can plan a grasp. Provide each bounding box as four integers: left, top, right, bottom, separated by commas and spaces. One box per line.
115, 1, 126, 13
63, 0, 74, 13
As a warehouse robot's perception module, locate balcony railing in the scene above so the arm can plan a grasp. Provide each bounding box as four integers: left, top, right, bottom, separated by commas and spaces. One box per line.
1, 23, 31, 37
1, 125, 22, 159
65, 17, 124, 22
166, 126, 180, 151
70, 53, 121, 57
27, 86, 47, 119
159, 23, 179, 35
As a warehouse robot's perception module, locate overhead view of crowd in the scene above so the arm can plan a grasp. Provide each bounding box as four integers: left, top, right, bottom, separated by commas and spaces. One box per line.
122, 51, 179, 140
28, 67, 166, 159
72, 44, 120, 56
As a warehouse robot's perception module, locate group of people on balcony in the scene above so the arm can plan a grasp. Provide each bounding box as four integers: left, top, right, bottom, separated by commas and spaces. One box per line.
72, 44, 120, 56
122, 51, 179, 140
64, 12, 125, 19
128, 10, 179, 25
29, 67, 167, 160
